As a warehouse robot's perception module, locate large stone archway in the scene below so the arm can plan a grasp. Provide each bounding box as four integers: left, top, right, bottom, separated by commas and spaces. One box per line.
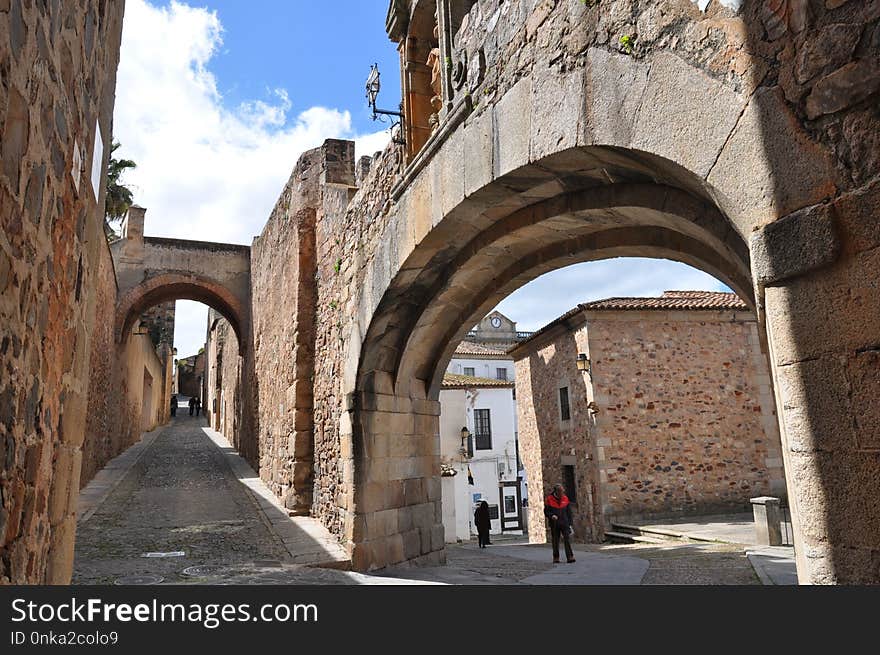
314, 2, 879, 584
344, 145, 760, 571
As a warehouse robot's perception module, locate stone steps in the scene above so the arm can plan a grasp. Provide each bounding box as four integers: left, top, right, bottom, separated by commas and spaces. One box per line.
608, 522, 728, 545
603, 529, 669, 545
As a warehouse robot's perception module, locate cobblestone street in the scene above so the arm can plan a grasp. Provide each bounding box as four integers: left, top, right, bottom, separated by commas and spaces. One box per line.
73, 414, 776, 585
73, 414, 334, 585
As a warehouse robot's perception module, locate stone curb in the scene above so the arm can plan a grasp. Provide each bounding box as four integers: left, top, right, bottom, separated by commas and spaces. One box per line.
746, 551, 775, 585
77, 425, 168, 524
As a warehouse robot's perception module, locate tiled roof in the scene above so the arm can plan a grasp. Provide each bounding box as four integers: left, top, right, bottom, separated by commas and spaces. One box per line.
509, 291, 749, 355
579, 291, 747, 311
453, 341, 511, 357
441, 373, 514, 389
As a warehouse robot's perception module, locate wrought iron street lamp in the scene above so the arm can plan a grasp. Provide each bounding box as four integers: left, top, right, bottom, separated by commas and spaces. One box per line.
365, 63, 405, 145
460, 426, 473, 459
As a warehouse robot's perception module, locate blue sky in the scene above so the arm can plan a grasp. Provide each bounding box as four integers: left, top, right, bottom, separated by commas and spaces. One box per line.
192, 1, 401, 131
112, 1, 727, 358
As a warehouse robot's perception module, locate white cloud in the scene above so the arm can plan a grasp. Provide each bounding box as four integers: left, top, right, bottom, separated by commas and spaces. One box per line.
112, 0, 389, 356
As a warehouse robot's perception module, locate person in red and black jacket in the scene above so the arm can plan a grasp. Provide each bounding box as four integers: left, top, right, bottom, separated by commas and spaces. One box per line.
544, 484, 576, 563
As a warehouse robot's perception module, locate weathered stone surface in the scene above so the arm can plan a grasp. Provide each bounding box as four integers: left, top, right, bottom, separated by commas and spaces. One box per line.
708, 87, 837, 229
1, 0, 125, 584
832, 178, 880, 255
493, 77, 531, 177
583, 47, 649, 147
764, 247, 880, 366
773, 356, 855, 453
750, 203, 841, 285
795, 23, 862, 84
849, 349, 880, 449
631, 51, 746, 179
805, 59, 880, 119
1, 88, 29, 192
530, 63, 585, 162
840, 109, 880, 185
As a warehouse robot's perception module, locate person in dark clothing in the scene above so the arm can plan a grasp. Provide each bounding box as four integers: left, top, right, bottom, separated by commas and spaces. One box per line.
544, 483, 575, 563
194, 396, 201, 416
188, 396, 195, 416
170, 395, 177, 417
474, 501, 492, 548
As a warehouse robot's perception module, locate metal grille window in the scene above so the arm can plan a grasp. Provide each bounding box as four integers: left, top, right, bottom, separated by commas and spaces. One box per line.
463, 367, 475, 377
559, 387, 571, 421
474, 409, 492, 450
496, 367, 507, 381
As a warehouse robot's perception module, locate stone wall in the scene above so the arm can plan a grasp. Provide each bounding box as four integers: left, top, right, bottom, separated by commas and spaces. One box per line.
514, 306, 785, 541
81, 239, 124, 487
139, 301, 175, 350
0, 0, 125, 583
442, 0, 877, 207
204, 310, 242, 449
514, 324, 601, 543
589, 310, 784, 521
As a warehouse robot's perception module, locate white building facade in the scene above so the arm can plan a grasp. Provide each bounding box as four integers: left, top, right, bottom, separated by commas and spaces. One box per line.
439, 313, 531, 543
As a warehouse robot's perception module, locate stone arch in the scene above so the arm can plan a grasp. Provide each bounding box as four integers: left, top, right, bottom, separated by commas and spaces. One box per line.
357, 148, 753, 401
344, 145, 765, 571
115, 272, 248, 352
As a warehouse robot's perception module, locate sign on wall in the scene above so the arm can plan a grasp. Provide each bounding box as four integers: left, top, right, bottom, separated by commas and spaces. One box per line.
71, 138, 82, 194
90, 120, 104, 200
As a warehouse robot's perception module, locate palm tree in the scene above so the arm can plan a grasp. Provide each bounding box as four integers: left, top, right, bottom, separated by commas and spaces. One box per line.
105, 141, 137, 223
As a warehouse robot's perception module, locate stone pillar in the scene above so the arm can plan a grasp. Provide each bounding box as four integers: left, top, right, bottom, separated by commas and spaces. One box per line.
346, 389, 446, 571
402, 36, 434, 161
754, 190, 880, 584
121, 205, 145, 245
751, 496, 783, 546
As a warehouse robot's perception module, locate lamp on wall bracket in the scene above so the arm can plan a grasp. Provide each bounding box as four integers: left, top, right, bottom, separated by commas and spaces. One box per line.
365, 63, 406, 145
460, 426, 473, 459
576, 353, 592, 379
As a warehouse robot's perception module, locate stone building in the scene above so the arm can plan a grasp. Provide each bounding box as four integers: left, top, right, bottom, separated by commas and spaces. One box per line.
510, 291, 786, 543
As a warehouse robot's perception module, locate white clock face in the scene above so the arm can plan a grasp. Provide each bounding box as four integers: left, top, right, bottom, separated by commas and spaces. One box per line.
490, 317, 502, 328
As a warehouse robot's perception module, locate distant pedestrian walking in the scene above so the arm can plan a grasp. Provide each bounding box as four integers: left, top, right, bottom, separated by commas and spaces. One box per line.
194, 396, 201, 416
544, 483, 575, 563
170, 395, 177, 417
188, 396, 195, 416
474, 501, 491, 548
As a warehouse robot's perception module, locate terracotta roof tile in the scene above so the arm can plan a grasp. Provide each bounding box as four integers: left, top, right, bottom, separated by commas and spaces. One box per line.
509, 291, 750, 354
441, 373, 514, 389
579, 291, 747, 311
453, 341, 510, 357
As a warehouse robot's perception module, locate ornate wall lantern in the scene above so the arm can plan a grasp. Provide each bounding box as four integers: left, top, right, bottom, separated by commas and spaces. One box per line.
460, 426, 474, 459
365, 63, 405, 145
576, 353, 592, 379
